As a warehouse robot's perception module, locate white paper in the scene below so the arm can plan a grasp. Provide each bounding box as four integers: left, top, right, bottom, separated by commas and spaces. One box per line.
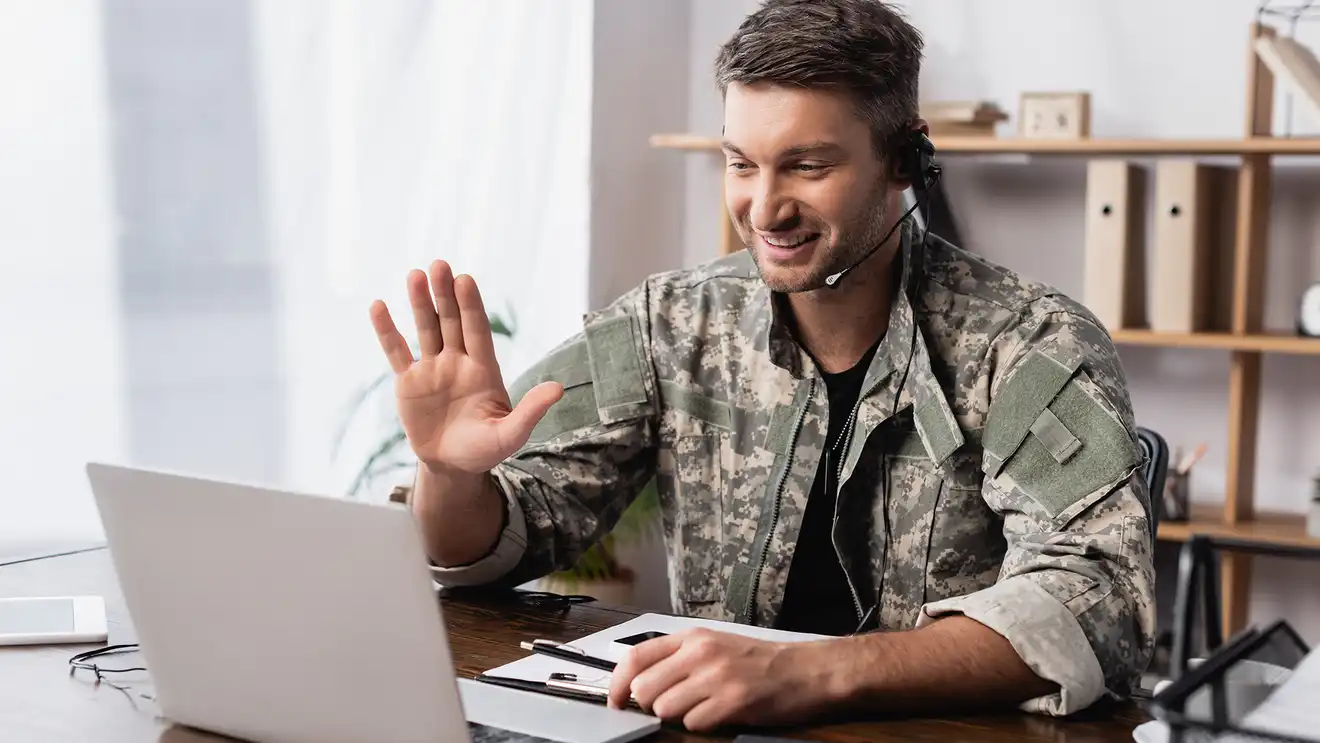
481, 613, 826, 691
1233, 647, 1320, 740
1133, 648, 1320, 742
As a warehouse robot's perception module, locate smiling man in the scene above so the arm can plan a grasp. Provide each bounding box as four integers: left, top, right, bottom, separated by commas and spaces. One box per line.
369, 0, 1156, 733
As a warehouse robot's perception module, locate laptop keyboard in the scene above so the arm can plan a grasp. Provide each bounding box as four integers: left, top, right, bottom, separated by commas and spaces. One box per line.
468, 721, 561, 743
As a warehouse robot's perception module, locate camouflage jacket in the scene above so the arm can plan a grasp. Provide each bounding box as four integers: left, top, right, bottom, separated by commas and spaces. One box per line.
429, 223, 1157, 716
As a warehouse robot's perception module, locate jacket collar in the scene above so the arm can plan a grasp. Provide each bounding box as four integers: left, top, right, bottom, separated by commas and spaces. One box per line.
760, 219, 964, 466
884, 223, 964, 465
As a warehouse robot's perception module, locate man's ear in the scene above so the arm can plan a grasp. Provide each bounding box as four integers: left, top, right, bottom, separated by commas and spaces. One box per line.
888, 119, 933, 190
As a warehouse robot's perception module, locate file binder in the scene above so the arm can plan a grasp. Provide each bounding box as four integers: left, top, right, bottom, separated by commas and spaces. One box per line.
1083, 160, 1148, 330
1151, 161, 1238, 333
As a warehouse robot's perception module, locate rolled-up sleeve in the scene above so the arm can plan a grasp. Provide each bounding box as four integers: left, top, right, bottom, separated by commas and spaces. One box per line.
918, 304, 1157, 715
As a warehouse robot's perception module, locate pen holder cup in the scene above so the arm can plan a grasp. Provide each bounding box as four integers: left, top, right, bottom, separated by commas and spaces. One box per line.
1162, 471, 1191, 522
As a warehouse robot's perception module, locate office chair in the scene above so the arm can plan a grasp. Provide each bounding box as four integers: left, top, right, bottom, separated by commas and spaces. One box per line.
1137, 426, 1169, 540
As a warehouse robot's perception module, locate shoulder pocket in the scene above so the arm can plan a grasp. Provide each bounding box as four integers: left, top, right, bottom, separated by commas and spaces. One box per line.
584, 314, 653, 425
982, 350, 1138, 518
508, 314, 656, 446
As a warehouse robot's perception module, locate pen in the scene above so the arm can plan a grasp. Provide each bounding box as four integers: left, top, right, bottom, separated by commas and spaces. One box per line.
520, 639, 617, 672
476, 673, 641, 710
1177, 442, 1208, 475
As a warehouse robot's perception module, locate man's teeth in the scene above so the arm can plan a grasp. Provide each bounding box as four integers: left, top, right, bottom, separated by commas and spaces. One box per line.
763, 234, 817, 248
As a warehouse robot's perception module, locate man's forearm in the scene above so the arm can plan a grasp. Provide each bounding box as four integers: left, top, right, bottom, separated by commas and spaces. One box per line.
813, 615, 1057, 715
410, 464, 506, 567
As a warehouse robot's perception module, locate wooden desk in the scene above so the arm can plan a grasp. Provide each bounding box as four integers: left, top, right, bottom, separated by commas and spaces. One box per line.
0, 548, 1150, 742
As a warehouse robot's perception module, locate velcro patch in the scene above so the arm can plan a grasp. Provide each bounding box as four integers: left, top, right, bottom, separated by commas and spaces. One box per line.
659, 380, 733, 430
762, 383, 811, 455
983, 350, 1081, 477
584, 315, 648, 410
1002, 379, 1137, 518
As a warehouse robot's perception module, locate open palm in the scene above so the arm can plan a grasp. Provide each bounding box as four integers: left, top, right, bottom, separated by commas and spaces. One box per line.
369, 260, 562, 475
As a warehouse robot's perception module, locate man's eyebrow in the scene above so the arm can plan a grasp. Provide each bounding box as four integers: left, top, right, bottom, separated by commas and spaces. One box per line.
719, 141, 844, 158
780, 141, 844, 157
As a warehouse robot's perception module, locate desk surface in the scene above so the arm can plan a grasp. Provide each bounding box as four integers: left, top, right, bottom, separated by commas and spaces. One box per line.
0, 547, 1149, 743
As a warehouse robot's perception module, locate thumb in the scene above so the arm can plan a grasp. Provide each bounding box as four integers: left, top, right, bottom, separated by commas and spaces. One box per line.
499, 381, 564, 449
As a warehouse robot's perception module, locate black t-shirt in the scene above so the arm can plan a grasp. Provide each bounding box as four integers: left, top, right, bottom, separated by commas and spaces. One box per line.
775, 339, 881, 636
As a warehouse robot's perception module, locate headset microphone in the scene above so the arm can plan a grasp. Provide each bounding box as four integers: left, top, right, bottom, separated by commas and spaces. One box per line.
824, 129, 941, 288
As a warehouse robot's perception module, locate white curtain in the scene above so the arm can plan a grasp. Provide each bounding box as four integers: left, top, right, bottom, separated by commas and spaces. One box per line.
0, 0, 593, 554
254, 0, 594, 499
0, 2, 123, 554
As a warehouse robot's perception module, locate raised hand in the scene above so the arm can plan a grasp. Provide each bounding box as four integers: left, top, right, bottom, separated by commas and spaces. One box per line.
369, 260, 563, 476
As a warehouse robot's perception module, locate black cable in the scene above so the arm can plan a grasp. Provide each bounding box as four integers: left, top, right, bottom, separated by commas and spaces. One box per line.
0, 544, 106, 569
68, 644, 146, 681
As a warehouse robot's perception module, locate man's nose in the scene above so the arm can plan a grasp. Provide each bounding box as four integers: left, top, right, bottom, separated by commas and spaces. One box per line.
749, 176, 797, 231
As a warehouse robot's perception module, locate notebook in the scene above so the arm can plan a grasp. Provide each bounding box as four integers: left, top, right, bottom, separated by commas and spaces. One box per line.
480, 613, 826, 698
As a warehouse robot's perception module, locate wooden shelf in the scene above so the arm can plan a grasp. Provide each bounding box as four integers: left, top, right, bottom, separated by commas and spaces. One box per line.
1158, 503, 1320, 550
1111, 329, 1320, 355
648, 133, 1320, 156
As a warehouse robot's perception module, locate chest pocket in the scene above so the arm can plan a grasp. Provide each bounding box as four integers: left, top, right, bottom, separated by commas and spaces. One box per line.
869, 426, 1001, 629
655, 381, 748, 619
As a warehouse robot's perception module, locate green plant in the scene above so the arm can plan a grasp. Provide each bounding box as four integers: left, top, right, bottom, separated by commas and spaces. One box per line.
336, 309, 659, 585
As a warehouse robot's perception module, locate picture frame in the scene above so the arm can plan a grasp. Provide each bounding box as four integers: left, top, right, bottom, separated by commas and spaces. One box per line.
1018, 91, 1091, 139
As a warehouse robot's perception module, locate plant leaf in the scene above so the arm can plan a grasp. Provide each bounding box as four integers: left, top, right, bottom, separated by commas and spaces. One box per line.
349, 428, 409, 497
331, 369, 397, 460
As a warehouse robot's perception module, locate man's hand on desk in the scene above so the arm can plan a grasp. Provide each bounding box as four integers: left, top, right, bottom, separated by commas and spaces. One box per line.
606, 628, 828, 732
606, 615, 1058, 732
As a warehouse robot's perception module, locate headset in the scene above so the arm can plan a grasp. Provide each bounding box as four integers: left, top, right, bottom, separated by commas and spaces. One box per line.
824, 127, 942, 288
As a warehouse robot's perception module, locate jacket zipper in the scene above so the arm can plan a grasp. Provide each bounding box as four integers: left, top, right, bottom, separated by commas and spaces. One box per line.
743, 377, 815, 625
830, 378, 885, 623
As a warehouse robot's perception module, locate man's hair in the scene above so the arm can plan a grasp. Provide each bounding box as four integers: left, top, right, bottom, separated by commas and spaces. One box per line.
713, 0, 924, 159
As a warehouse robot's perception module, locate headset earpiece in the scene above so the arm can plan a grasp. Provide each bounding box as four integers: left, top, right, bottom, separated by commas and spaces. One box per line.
902, 129, 939, 192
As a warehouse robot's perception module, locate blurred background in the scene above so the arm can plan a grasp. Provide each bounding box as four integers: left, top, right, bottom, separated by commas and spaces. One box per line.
3, 0, 1319, 644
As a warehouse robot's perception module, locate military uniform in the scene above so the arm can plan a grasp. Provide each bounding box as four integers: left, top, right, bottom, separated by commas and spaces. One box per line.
428, 222, 1157, 716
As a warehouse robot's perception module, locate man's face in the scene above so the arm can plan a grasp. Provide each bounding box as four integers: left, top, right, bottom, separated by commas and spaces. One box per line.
722, 82, 898, 293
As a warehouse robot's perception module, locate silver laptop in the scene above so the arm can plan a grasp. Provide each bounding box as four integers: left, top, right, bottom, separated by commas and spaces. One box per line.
85, 462, 660, 743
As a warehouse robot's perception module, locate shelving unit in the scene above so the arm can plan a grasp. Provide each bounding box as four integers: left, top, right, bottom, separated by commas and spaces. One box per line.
650, 22, 1320, 635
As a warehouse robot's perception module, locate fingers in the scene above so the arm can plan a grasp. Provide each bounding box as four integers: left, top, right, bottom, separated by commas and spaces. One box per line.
680, 697, 730, 734
495, 382, 564, 454
370, 300, 414, 374
630, 651, 695, 715
454, 273, 497, 365
429, 260, 465, 354
608, 632, 685, 709
407, 269, 443, 357
649, 677, 710, 727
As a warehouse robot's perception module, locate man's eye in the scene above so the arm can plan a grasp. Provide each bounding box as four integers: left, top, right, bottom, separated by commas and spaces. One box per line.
792, 163, 824, 172
727, 161, 752, 171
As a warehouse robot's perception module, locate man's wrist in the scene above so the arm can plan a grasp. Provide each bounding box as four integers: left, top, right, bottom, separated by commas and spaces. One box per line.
779, 638, 873, 714
412, 462, 505, 567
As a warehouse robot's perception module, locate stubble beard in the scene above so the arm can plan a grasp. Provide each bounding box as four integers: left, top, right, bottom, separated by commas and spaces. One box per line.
747, 191, 892, 295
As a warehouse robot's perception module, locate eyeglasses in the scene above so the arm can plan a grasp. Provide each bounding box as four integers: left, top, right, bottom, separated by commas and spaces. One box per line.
67, 643, 146, 682
441, 586, 596, 611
